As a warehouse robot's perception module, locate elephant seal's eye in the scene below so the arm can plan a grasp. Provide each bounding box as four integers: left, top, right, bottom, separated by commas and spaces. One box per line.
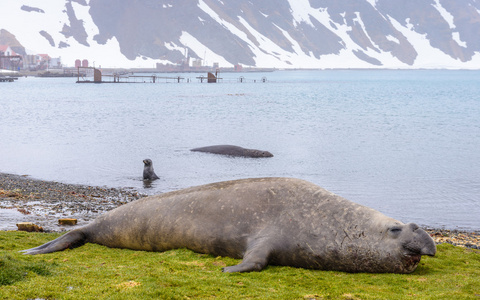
390, 227, 402, 234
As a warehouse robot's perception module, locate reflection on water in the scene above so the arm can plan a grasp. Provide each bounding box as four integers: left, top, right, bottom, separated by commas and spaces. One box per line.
0, 208, 25, 231
0, 70, 479, 230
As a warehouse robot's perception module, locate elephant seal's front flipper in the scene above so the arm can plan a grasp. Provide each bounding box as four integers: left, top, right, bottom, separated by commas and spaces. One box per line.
22, 229, 87, 255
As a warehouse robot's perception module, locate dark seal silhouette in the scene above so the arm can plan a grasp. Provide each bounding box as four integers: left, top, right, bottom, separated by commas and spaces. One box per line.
22, 177, 435, 273
191, 145, 273, 158
143, 159, 159, 180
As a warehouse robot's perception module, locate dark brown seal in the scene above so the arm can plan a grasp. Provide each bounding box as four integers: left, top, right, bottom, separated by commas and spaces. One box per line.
191, 145, 273, 158
22, 177, 435, 273
143, 159, 159, 180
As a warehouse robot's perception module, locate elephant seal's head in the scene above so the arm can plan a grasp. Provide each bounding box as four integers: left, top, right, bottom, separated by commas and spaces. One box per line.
246, 149, 274, 157
364, 221, 436, 274
325, 211, 437, 273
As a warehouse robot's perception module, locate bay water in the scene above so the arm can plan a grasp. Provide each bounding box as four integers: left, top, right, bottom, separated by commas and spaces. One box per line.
1, 70, 479, 230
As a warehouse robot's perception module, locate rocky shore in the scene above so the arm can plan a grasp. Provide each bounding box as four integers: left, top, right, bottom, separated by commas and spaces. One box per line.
425, 229, 480, 250
1, 172, 479, 249
0, 172, 145, 232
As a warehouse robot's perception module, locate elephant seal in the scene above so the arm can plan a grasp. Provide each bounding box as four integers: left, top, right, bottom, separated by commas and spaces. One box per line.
191, 145, 273, 158
143, 159, 159, 180
22, 177, 435, 273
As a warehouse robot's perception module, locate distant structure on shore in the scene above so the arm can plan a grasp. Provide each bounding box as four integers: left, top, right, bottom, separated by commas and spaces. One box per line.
155, 50, 246, 73
75, 59, 89, 68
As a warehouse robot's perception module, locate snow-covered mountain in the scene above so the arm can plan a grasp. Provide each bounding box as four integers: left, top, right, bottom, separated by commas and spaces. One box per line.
1, 0, 480, 69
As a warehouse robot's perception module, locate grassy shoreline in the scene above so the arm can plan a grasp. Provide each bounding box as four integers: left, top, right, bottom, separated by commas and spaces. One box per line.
1, 231, 479, 299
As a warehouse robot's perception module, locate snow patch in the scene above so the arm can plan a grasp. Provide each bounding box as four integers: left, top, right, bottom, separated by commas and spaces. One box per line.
238, 17, 293, 67
164, 41, 186, 53
352, 11, 376, 49
365, 0, 377, 8
287, 0, 314, 26
432, 0, 455, 29
198, 0, 253, 47
274, 24, 304, 56
179, 31, 232, 67
432, 0, 469, 48
386, 35, 400, 44
405, 18, 414, 30
452, 32, 467, 47
71, 1, 99, 39
0, 69, 18, 74
389, 16, 469, 68
296, 6, 404, 69
348, 12, 408, 67
198, 0, 284, 67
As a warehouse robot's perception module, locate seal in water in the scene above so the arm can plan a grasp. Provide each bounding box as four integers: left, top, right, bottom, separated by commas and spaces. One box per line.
143, 159, 159, 180
22, 177, 435, 273
191, 145, 273, 158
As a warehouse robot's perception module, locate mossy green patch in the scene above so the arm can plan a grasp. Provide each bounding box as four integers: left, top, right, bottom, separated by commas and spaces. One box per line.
0, 231, 479, 299
0, 254, 53, 286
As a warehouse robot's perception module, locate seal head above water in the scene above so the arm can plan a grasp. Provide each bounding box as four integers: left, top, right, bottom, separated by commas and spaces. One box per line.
191, 145, 273, 158
22, 177, 435, 273
143, 159, 159, 180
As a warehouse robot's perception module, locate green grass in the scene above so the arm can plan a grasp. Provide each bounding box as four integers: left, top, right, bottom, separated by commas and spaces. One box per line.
0, 231, 479, 299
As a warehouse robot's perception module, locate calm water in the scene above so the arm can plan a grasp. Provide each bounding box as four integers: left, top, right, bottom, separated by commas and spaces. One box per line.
1, 70, 479, 230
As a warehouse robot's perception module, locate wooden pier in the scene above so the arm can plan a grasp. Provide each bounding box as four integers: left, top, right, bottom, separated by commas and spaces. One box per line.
75, 67, 266, 84
76, 67, 187, 83
103, 74, 186, 83
0, 76, 18, 82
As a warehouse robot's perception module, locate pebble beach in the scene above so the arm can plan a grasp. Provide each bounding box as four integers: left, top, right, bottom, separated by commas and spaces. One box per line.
0, 172, 145, 232
1, 172, 479, 249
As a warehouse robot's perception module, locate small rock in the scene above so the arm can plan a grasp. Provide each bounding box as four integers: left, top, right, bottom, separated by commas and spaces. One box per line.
58, 218, 77, 225
17, 208, 31, 215
17, 222, 44, 232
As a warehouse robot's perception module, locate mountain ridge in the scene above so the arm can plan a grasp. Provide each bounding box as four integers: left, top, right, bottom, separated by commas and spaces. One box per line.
1, 0, 479, 69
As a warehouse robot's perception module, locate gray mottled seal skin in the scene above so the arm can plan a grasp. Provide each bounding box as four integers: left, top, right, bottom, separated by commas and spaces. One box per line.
143, 159, 159, 180
191, 145, 273, 158
22, 177, 435, 273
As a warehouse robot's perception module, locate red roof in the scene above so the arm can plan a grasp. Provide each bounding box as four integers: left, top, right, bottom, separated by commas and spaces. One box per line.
0, 45, 17, 56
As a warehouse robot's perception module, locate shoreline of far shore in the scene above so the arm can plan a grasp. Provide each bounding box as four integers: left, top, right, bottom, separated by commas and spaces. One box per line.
0, 171, 479, 249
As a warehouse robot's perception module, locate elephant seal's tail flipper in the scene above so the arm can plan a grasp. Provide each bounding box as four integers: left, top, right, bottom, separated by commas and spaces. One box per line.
222, 236, 274, 273
20, 229, 87, 255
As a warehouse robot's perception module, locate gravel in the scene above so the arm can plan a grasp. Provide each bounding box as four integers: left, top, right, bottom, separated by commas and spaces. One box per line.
0, 172, 146, 232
